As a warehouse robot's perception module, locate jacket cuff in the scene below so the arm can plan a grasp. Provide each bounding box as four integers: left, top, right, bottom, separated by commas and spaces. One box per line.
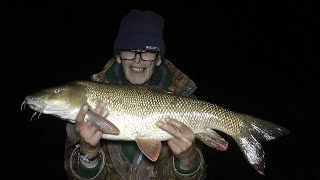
69, 145, 106, 180
173, 148, 205, 178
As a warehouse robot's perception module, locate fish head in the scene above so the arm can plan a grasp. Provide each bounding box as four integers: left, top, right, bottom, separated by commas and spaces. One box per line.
24, 83, 85, 122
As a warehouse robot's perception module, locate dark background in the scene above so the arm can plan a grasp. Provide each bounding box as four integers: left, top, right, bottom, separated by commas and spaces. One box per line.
7, 2, 318, 180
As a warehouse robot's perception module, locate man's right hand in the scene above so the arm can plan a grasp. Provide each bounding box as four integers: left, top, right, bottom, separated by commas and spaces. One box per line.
75, 102, 109, 159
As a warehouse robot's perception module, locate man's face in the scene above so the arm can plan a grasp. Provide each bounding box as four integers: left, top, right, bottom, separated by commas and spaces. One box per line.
117, 50, 161, 85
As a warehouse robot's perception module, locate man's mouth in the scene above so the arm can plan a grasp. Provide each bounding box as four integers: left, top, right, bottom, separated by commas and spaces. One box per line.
130, 67, 145, 72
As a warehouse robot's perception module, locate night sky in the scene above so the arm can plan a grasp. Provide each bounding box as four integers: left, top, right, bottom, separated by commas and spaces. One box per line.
8, 3, 318, 180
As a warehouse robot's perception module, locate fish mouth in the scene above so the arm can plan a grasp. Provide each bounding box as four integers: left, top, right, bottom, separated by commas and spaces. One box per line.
28, 104, 43, 112
24, 96, 47, 112
21, 98, 46, 121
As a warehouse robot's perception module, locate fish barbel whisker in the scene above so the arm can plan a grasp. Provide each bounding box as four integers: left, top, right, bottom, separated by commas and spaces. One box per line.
30, 112, 37, 121
28, 103, 45, 121
20, 100, 26, 112
37, 106, 44, 119
29, 110, 43, 121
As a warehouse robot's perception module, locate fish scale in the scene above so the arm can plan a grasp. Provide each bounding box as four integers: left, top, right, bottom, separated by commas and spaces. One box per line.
79, 80, 238, 139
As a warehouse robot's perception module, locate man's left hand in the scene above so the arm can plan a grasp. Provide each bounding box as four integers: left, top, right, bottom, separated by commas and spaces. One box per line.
156, 117, 197, 170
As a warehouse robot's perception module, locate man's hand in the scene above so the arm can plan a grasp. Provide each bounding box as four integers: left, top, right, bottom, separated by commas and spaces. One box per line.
75, 102, 109, 159
156, 117, 197, 170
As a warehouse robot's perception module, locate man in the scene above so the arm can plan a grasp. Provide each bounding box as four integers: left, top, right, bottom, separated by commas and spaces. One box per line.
64, 9, 207, 180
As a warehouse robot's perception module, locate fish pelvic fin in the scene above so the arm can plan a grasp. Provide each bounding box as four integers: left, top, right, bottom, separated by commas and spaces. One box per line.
196, 128, 229, 151
234, 114, 290, 175
135, 138, 162, 162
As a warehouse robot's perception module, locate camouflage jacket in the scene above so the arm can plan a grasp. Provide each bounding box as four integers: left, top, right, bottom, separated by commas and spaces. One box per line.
64, 58, 207, 180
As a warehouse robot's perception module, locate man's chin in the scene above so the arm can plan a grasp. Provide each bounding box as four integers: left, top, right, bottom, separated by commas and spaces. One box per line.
127, 75, 150, 85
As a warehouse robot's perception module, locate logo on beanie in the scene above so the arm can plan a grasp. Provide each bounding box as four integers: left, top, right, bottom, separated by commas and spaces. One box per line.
146, 46, 160, 51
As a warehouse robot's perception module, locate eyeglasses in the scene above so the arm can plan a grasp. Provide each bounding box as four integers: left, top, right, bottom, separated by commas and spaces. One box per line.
119, 50, 159, 62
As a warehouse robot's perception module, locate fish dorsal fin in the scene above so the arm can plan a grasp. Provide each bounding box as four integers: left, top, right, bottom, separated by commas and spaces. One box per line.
135, 138, 162, 162
196, 129, 229, 151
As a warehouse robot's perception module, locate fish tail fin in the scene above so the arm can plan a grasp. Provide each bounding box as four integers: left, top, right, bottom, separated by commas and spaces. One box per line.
233, 114, 290, 175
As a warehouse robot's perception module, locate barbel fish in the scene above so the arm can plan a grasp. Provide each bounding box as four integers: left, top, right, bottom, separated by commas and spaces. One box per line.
22, 80, 290, 175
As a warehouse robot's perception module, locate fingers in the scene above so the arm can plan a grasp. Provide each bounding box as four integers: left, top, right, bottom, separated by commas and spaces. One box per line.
168, 138, 190, 153
157, 118, 197, 162
74, 101, 108, 157
76, 105, 88, 125
167, 140, 181, 154
101, 108, 110, 118
75, 101, 107, 146
81, 128, 103, 146
94, 101, 107, 114
77, 101, 108, 126
77, 115, 103, 147
164, 117, 183, 128
93, 101, 109, 121
156, 118, 195, 143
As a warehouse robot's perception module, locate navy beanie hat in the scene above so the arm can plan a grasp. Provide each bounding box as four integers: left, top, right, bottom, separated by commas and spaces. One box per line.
114, 9, 166, 60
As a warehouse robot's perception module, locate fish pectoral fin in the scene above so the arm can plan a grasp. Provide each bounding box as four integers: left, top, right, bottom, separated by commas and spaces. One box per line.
135, 138, 162, 162
85, 111, 120, 135
196, 129, 228, 151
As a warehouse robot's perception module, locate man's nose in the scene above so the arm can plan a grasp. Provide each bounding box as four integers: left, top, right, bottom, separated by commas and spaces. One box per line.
134, 53, 141, 63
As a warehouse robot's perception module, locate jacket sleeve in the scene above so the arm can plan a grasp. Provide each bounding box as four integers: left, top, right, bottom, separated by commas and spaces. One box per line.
64, 123, 108, 180
153, 144, 207, 180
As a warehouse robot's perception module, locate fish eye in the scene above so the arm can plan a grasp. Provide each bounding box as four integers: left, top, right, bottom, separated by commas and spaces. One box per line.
54, 89, 60, 93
